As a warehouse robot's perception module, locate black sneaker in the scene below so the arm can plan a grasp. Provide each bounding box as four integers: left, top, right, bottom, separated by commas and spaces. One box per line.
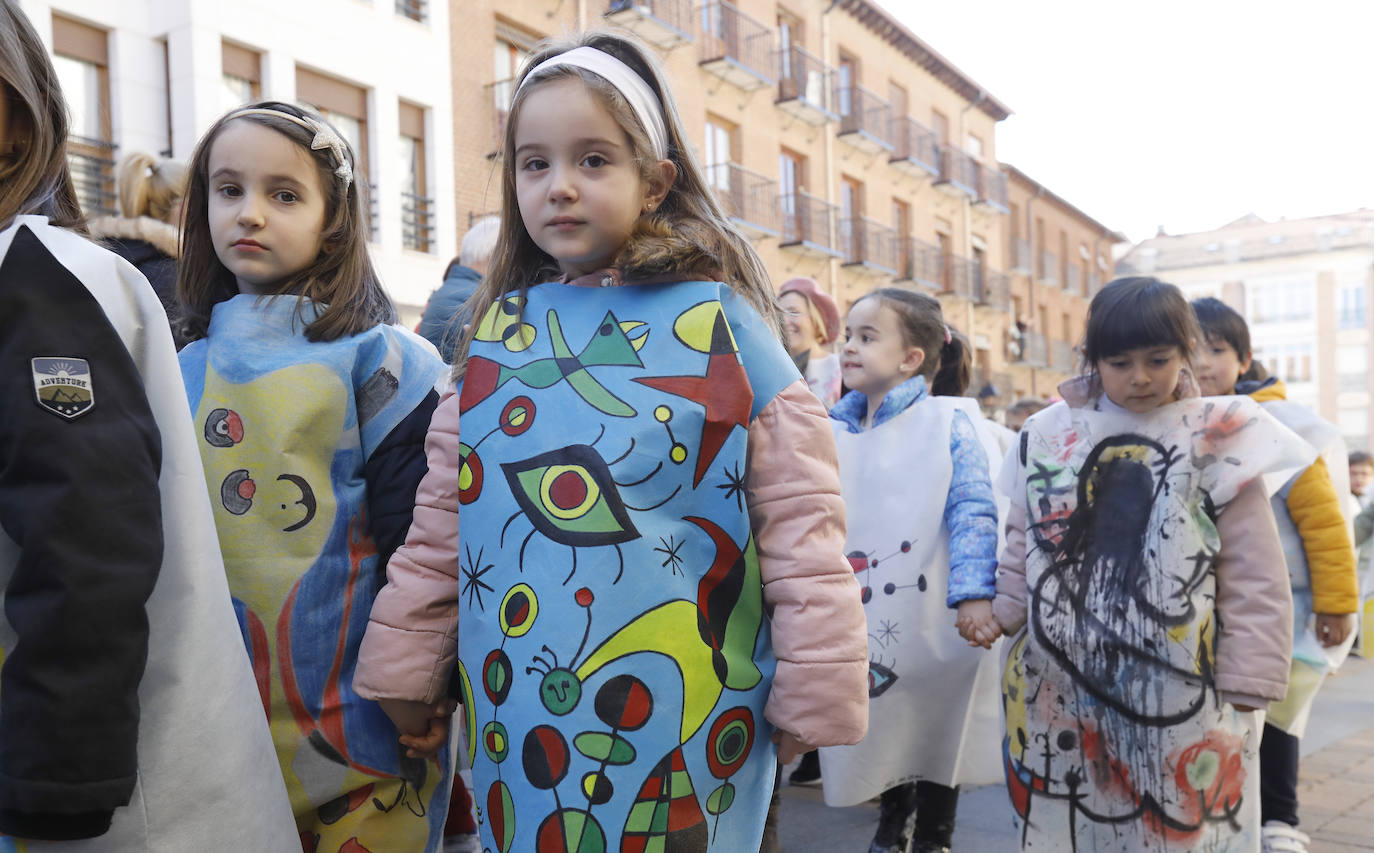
869, 784, 918, 853
788, 751, 822, 787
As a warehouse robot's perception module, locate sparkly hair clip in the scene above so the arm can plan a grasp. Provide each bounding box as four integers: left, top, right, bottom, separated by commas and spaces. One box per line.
225, 107, 355, 189
943, 325, 952, 345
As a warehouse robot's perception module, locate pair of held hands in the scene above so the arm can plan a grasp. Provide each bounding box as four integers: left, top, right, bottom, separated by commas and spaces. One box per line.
376, 700, 819, 765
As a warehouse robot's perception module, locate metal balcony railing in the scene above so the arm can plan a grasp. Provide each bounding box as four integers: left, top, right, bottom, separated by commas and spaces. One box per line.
395, 0, 426, 22
889, 117, 939, 176
1021, 330, 1048, 366
1038, 250, 1060, 286
67, 136, 118, 218
1009, 238, 1032, 273
836, 83, 893, 151
779, 190, 840, 256
1066, 264, 1082, 294
974, 264, 1010, 310
935, 145, 978, 197
775, 44, 836, 124
698, 1, 774, 89
402, 192, 435, 253
605, 0, 694, 47
943, 254, 977, 300
1052, 340, 1077, 373
1088, 272, 1102, 294
838, 216, 898, 274
975, 164, 1008, 212
895, 236, 945, 291
707, 162, 779, 236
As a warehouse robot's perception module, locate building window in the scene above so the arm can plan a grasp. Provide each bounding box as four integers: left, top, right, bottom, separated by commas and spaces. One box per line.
1249, 280, 1315, 324
395, 0, 427, 23
840, 176, 862, 262
1339, 407, 1368, 448
221, 42, 261, 112
398, 101, 432, 253
779, 147, 805, 240
296, 67, 370, 236
893, 198, 911, 278
777, 9, 802, 79
53, 15, 115, 217
1058, 230, 1069, 287
1340, 280, 1368, 329
836, 53, 856, 118
704, 117, 733, 191
966, 133, 983, 161
931, 109, 949, 146
1339, 344, 1368, 392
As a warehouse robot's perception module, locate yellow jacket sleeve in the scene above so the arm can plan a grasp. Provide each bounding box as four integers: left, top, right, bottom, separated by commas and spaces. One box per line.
1286, 457, 1359, 614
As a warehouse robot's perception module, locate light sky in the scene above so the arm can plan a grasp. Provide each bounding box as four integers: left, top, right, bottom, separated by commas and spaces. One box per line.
887, 0, 1374, 244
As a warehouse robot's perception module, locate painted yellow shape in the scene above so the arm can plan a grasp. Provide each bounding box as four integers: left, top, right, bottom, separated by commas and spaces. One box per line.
1001, 632, 1030, 765
672, 300, 738, 354
620, 320, 649, 351
575, 599, 721, 742
473, 296, 536, 352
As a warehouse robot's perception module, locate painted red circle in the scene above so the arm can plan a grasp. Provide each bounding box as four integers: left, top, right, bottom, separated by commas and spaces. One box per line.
459, 448, 483, 505
575, 587, 594, 607
238, 479, 256, 499
500, 396, 536, 436
549, 470, 588, 510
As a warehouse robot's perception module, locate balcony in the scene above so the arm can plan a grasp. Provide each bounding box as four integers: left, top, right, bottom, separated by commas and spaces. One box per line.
934, 145, 978, 199
605, 0, 693, 48
779, 190, 842, 259
943, 254, 978, 300
68, 136, 117, 218
839, 216, 898, 276
1051, 340, 1077, 373
1021, 330, 1048, 367
698, 2, 773, 91
1066, 264, 1082, 295
974, 264, 1010, 310
1037, 250, 1059, 286
974, 164, 1009, 213
402, 192, 435, 253
708, 162, 779, 238
836, 84, 893, 155
1088, 272, 1102, 294
775, 44, 836, 126
889, 117, 939, 179
895, 236, 946, 291
1009, 238, 1032, 273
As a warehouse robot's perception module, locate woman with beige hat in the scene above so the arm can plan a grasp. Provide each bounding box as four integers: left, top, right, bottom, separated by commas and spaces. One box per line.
780, 276, 843, 409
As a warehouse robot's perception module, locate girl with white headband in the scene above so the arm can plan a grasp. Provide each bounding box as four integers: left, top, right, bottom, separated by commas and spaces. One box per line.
175, 100, 451, 850
355, 30, 868, 852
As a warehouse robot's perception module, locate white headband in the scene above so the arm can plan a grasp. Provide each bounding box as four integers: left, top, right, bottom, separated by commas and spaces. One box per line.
225, 107, 355, 189
518, 46, 669, 160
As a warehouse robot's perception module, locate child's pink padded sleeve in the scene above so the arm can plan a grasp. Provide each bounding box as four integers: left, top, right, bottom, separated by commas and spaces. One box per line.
746, 379, 868, 747
355, 389, 462, 705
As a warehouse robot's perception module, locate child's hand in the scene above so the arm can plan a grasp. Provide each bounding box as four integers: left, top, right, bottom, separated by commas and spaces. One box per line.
772, 730, 816, 766
378, 698, 457, 759
955, 599, 1001, 649
1316, 612, 1357, 648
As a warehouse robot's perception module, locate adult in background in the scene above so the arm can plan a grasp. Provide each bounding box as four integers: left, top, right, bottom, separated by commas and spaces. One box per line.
779, 276, 842, 409
1005, 398, 1049, 432
416, 214, 498, 362
89, 150, 188, 348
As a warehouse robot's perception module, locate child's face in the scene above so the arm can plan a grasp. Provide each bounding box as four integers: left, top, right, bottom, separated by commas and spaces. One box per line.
1351, 461, 1373, 497
207, 120, 328, 294
513, 77, 658, 279
780, 291, 817, 357
840, 298, 923, 400
1193, 335, 1249, 397
1095, 346, 1185, 414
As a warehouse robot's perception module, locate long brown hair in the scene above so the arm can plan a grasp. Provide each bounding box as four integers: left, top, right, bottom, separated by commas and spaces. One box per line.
115, 150, 186, 224
0, 0, 84, 231
176, 101, 394, 343
457, 30, 781, 378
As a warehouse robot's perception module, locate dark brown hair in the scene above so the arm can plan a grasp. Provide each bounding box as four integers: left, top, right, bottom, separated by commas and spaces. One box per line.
457, 30, 780, 378
856, 287, 958, 384
1082, 277, 1197, 367
0, 0, 84, 231
176, 101, 394, 342
1191, 296, 1268, 383
931, 326, 972, 396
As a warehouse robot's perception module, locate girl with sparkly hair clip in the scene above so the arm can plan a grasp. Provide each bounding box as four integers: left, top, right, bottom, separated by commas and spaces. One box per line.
354, 29, 868, 852
174, 100, 450, 849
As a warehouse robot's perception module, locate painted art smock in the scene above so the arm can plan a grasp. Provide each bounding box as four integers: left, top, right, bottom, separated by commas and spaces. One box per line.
178, 295, 449, 852
998, 380, 1312, 852
820, 377, 1004, 805
444, 280, 803, 852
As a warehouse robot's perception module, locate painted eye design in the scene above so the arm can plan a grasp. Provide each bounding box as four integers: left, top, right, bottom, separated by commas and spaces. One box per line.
220, 469, 255, 515
204, 408, 244, 447
500, 444, 639, 546
867, 660, 898, 698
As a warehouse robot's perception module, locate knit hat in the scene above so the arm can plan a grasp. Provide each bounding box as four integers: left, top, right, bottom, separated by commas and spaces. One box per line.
779, 277, 841, 345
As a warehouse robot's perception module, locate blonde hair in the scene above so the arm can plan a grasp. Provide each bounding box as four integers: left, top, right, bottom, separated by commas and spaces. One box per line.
176, 101, 394, 343
0, 0, 84, 231
456, 30, 781, 378
116, 151, 187, 224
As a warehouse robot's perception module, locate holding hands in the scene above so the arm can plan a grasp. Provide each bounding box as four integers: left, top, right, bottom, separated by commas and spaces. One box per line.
378, 698, 458, 759
955, 599, 1002, 649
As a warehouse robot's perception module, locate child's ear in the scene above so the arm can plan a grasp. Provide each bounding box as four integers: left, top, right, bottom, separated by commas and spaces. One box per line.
902, 347, 925, 376
642, 159, 677, 213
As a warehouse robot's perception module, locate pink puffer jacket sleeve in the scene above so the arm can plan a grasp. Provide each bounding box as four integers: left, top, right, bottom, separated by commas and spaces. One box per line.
1213, 479, 1293, 709
748, 379, 868, 747
355, 389, 462, 705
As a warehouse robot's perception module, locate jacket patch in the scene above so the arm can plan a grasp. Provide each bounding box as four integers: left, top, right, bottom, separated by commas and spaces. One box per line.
32, 357, 95, 419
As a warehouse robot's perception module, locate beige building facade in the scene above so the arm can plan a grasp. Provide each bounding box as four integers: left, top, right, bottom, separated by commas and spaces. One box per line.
1117, 211, 1374, 451
449, 0, 1118, 407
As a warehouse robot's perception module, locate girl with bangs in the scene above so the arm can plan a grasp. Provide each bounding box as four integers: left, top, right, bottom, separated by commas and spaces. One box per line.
353, 29, 868, 852
175, 101, 450, 850
993, 277, 1312, 851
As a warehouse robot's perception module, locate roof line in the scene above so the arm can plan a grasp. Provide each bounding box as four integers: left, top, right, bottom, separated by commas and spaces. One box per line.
835, 0, 1012, 121
1002, 162, 1126, 241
